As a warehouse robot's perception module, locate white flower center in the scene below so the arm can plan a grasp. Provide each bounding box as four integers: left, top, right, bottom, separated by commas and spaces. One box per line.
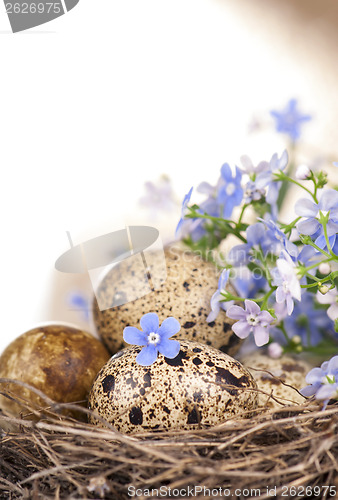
323, 374, 335, 385
282, 280, 290, 293
247, 314, 258, 326
226, 183, 236, 196
148, 332, 160, 345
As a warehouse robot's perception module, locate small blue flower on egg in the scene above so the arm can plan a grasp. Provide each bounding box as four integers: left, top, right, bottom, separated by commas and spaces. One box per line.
123, 313, 181, 366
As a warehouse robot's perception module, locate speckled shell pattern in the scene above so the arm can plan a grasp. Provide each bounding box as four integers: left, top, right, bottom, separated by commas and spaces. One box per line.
93, 245, 241, 356
240, 353, 312, 409
88, 341, 258, 433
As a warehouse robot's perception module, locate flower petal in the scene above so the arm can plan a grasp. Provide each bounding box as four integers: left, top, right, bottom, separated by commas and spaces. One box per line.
140, 312, 159, 334
327, 355, 338, 373
297, 218, 320, 236
244, 299, 261, 315
253, 326, 270, 346
300, 384, 318, 397
220, 163, 232, 181
158, 317, 181, 339
305, 367, 323, 384
319, 189, 338, 211
328, 303, 338, 321
226, 305, 246, 320
136, 345, 158, 366
232, 321, 250, 339
294, 198, 318, 217
316, 384, 337, 400
123, 327, 147, 346
157, 338, 181, 359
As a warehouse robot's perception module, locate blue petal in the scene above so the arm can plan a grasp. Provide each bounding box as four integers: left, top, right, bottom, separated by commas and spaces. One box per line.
140, 312, 159, 334
157, 338, 181, 358
136, 345, 158, 366
319, 189, 338, 211
294, 198, 317, 217
123, 327, 147, 346
297, 218, 320, 236
328, 355, 338, 373
158, 317, 181, 339
220, 163, 232, 181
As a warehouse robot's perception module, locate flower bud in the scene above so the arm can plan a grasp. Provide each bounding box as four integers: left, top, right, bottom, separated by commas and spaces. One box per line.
318, 284, 330, 295
292, 335, 302, 345
268, 342, 283, 359
295, 164, 311, 180
318, 262, 331, 275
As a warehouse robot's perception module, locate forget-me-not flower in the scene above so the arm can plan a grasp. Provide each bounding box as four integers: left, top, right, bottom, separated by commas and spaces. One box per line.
207, 269, 234, 323
175, 187, 193, 238
272, 251, 301, 315
270, 99, 311, 141
228, 222, 280, 266
217, 164, 243, 218
295, 189, 338, 251
226, 299, 274, 346
123, 313, 181, 366
316, 288, 338, 321
283, 293, 335, 347
300, 355, 338, 409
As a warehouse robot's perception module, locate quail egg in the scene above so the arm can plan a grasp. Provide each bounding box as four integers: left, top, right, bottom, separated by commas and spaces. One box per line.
0, 324, 110, 420
93, 245, 241, 356
240, 352, 312, 409
88, 340, 258, 433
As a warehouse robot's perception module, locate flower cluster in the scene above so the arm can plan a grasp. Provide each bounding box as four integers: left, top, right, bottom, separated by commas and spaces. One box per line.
300, 355, 338, 409
175, 101, 338, 365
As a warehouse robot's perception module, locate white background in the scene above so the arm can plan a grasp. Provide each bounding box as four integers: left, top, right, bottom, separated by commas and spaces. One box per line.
0, 0, 338, 354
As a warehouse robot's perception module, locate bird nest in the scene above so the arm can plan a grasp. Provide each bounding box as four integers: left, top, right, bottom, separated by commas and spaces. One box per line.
0, 379, 338, 500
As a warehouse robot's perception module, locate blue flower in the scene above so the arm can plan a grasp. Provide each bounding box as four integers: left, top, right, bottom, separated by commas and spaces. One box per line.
226, 299, 274, 346
271, 251, 301, 315
300, 355, 338, 409
254, 150, 288, 215
270, 99, 311, 141
123, 313, 181, 366
139, 176, 176, 213
282, 293, 335, 347
206, 269, 234, 323
233, 267, 267, 299
217, 164, 243, 218
67, 292, 90, 321
175, 187, 193, 238
228, 222, 280, 266
262, 218, 298, 260
295, 189, 338, 250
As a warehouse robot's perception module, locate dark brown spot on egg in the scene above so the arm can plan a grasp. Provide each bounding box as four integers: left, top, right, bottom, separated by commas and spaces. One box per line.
192, 357, 203, 366
183, 321, 196, 329
102, 375, 115, 394
164, 350, 187, 367
187, 407, 200, 424
143, 372, 151, 388
129, 406, 143, 425
163, 406, 171, 414
281, 363, 305, 373
215, 367, 250, 395
193, 347, 202, 353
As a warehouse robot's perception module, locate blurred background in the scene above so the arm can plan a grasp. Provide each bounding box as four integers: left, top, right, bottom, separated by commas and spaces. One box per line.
0, 0, 337, 353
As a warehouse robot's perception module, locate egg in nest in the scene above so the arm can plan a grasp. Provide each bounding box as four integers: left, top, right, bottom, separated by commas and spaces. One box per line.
0, 324, 110, 421
93, 245, 241, 356
88, 340, 258, 433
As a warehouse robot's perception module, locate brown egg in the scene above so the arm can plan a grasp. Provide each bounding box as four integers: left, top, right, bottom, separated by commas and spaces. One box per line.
0, 324, 110, 420
240, 352, 312, 409
93, 245, 241, 356
88, 340, 258, 433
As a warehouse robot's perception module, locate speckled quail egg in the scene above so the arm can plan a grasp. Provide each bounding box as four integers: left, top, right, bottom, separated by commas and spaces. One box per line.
240, 352, 312, 409
0, 324, 110, 420
88, 340, 258, 433
93, 245, 241, 357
